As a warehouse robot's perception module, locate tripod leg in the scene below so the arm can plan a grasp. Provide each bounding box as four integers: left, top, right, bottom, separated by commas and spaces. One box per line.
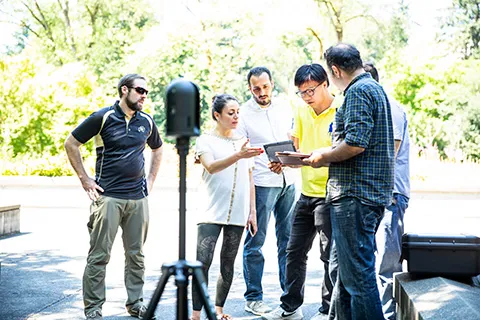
144, 265, 175, 320
176, 263, 189, 320
192, 266, 217, 320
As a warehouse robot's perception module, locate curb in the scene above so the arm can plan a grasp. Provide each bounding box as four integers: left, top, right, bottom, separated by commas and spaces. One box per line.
1, 176, 479, 194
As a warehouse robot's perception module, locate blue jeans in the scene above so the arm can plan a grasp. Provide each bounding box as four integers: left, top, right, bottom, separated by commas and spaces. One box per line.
280, 195, 332, 312
327, 240, 338, 320
328, 197, 384, 320
243, 183, 296, 301
376, 193, 409, 320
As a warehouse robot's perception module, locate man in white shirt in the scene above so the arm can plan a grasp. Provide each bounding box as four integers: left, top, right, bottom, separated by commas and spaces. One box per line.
237, 66, 297, 316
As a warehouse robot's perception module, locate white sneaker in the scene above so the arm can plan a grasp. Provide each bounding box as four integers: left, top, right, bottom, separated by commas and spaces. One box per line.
261, 306, 303, 320
245, 300, 273, 315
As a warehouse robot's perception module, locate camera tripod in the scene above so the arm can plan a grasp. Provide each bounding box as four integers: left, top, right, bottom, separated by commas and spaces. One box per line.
143, 137, 216, 320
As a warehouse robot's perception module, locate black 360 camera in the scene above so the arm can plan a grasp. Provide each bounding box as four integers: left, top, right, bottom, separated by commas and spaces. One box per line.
145, 79, 215, 320
166, 79, 200, 138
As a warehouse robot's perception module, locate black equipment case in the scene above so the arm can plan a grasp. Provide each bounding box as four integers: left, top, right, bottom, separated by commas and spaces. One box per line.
401, 233, 480, 276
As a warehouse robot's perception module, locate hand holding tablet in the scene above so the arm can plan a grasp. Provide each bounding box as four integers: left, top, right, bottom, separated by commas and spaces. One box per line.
275, 151, 311, 166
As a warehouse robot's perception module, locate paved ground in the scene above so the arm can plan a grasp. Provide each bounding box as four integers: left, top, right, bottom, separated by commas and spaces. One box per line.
0, 178, 329, 320
1, 176, 479, 320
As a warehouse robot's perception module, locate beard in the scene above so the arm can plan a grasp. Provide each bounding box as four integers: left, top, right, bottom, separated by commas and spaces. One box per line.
126, 96, 142, 111
254, 95, 271, 106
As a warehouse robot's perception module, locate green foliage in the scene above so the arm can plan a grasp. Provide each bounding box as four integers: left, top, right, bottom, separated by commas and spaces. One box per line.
439, 0, 480, 59
1, 0, 155, 175
461, 100, 480, 161
12, 0, 155, 82
0, 53, 107, 168
363, 0, 410, 62
0, 154, 77, 176
457, 61, 480, 160
313, 0, 375, 42
388, 59, 480, 160
79, 0, 156, 82
1, 0, 480, 176
136, 10, 315, 138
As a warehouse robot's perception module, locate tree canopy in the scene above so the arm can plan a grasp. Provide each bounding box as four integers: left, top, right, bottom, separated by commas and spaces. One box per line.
0, 0, 479, 175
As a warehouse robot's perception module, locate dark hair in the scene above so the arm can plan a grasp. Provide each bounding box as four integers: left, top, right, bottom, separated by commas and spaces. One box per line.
324, 43, 363, 74
294, 64, 329, 87
117, 74, 146, 98
247, 66, 272, 86
363, 62, 379, 82
211, 94, 239, 121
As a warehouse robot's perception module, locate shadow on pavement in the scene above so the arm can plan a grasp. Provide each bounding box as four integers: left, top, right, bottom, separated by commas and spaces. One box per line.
0, 250, 84, 320
0, 232, 32, 240
142, 267, 324, 320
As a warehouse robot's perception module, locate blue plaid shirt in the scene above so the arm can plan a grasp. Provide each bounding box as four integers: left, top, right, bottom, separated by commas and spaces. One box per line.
326, 73, 394, 206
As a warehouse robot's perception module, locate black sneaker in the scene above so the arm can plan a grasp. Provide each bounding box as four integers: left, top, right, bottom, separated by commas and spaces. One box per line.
318, 305, 329, 315
127, 303, 157, 319
85, 309, 103, 320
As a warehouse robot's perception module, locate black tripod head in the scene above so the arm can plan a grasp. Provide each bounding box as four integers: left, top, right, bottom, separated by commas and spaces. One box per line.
144, 79, 216, 320
166, 78, 201, 138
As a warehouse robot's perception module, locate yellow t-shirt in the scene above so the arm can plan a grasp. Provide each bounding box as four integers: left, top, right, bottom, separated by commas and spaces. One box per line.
291, 105, 336, 198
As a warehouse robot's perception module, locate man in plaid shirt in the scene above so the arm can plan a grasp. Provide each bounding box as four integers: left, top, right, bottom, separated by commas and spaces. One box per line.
304, 43, 394, 320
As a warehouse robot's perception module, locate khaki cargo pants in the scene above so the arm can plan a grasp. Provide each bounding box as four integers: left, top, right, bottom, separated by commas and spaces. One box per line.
83, 195, 149, 314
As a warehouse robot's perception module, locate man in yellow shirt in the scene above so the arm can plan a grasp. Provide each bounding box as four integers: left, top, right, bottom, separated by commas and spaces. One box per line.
263, 64, 336, 320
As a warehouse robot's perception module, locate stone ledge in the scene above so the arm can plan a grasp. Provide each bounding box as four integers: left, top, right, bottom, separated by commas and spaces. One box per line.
0, 204, 21, 212
0, 204, 21, 236
394, 272, 480, 320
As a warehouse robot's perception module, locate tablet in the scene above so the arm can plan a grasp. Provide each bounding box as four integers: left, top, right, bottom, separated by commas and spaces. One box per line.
263, 140, 296, 162
276, 152, 310, 166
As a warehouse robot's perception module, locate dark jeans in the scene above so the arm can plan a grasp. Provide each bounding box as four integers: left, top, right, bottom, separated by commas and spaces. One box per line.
327, 240, 338, 320
328, 197, 384, 320
192, 223, 244, 311
376, 193, 409, 320
280, 195, 332, 313
243, 183, 296, 301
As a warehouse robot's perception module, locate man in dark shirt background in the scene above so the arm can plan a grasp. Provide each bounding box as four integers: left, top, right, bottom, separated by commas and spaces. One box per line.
304, 43, 394, 320
64, 73, 163, 320
364, 62, 411, 320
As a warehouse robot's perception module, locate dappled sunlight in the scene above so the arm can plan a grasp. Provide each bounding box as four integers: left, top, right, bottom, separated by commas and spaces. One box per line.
398, 275, 480, 319
0, 250, 83, 319
414, 283, 457, 310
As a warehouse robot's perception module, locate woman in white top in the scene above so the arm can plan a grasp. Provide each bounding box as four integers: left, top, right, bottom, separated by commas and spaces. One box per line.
192, 94, 263, 320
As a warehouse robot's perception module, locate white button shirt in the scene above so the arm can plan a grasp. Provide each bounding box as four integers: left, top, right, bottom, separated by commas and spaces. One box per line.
236, 97, 296, 187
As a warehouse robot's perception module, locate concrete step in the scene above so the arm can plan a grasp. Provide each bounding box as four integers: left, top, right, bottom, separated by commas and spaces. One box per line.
394, 272, 480, 320
0, 204, 20, 236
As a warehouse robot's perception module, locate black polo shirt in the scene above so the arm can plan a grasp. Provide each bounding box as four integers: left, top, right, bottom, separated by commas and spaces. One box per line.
72, 101, 163, 200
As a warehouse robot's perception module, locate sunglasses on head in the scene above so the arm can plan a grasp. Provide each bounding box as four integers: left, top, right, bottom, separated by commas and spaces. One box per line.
128, 86, 149, 95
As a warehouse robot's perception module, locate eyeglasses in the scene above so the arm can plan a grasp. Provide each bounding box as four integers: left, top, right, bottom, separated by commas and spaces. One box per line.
296, 83, 321, 98
129, 86, 149, 95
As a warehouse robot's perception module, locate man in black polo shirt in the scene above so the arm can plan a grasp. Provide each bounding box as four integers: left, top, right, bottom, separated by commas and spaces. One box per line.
65, 74, 163, 320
